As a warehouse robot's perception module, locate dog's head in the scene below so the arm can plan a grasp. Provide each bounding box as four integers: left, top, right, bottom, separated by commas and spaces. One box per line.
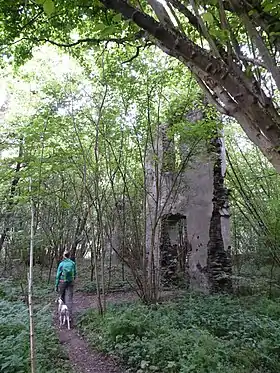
56, 297, 64, 306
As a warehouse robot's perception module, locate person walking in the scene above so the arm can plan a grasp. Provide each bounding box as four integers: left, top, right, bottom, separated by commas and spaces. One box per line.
55, 250, 76, 320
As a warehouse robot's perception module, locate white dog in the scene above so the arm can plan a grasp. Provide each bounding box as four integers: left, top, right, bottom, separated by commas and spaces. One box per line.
57, 298, 70, 330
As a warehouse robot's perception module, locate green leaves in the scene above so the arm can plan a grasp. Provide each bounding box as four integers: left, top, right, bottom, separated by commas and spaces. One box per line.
0, 295, 70, 373
35, 0, 55, 15
262, 0, 279, 14
78, 294, 280, 373
101, 25, 118, 37
92, 20, 120, 36
210, 28, 230, 43
202, 11, 214, 25
92, 22, 106, 32
112, 13, 123, 23
43, 0, 55, 15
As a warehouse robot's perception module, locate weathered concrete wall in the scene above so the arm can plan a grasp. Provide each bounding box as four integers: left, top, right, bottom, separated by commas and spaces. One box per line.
145, 124, 188, 286
183, 150, 215, 291
145, 114, 232, 292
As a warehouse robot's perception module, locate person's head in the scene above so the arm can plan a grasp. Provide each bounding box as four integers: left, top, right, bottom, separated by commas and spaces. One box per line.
63, 250, 70, 259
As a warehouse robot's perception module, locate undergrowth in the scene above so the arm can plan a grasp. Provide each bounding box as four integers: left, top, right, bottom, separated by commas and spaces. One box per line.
78, 293, 280, 373
0, 280, 71, 373
75, 262, 134, 294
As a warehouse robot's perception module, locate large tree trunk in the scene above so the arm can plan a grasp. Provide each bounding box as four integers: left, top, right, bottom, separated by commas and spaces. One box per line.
100, 0, 280, 172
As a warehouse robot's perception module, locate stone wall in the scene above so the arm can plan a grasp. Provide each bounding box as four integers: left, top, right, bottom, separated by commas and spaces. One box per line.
145, 116, 232, 292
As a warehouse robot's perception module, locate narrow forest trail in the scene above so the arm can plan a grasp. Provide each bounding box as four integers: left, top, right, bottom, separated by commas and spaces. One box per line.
55, 291, 138, 373
55, 290, 182, 373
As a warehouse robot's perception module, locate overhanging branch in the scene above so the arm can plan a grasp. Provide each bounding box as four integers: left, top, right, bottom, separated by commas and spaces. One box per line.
122, 41, 152, 64
238, 54, 267, 68
29, 32, 145, 48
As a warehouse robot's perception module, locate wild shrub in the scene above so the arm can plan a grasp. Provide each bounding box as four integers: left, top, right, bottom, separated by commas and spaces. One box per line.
0, 298, 71, 373
78, 293, 280, 373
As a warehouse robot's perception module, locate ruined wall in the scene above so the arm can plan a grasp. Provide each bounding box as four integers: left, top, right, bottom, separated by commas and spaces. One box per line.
181, 110, 232, 292
145, 113, 232, 292
145, 124, 189, 286
206, 137, 232, 292
183, 149, 215, 291
160, 213, 188, 284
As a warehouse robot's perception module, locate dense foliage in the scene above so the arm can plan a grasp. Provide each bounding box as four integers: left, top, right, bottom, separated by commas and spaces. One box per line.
78, 293, 280, 373
0, 45, 209, 275
1, 1, 280, 371
1, 0, 280, 168
0, 281, 71, 373
224, 123, 280, 294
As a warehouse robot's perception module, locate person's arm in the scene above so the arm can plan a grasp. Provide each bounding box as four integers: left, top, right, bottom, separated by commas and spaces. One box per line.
55, 263, 63, 289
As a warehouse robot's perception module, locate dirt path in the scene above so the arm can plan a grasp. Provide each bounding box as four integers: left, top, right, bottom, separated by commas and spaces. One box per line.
56, 291, 137, 373
59, 328, 121, 373
56, 289, 182, 373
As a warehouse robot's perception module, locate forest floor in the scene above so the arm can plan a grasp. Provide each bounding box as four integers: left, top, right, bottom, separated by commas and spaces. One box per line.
56, 290, 179, 373
58, 292, 137, 373
56, 291, 137, 373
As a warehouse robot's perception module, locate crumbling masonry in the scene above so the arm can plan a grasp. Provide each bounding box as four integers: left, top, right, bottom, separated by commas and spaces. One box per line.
145, 112, 232, 292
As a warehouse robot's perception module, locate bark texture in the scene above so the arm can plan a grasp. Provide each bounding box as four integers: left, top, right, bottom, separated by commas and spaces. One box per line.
100, 0, 280, 173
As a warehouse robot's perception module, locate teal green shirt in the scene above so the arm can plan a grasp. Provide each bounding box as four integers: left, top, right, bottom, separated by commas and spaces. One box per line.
55, 258, 77, 287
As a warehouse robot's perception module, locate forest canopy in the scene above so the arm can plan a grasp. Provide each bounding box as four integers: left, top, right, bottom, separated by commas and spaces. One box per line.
1, 0, 280, 170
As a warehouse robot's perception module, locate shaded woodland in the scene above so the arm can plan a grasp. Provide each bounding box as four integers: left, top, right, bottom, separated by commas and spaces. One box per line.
0, 1, 280, 372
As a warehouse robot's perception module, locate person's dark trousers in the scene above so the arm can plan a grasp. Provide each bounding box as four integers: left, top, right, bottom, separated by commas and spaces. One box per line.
59, 281, 74, 318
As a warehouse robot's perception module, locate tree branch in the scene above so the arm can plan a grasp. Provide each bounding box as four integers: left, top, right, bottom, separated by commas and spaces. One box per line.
100, 0, 249, 103
168, 0, 227, 60
29, 32, 145, 48
146, 0, 174, 27
194, 74, 229, 115
168, 0, 200, 31
189, 0, 220, 58
20, 10, 44, 32
122, 41, 152, 64
238, 54, 267, 68
241, 12, 280, 91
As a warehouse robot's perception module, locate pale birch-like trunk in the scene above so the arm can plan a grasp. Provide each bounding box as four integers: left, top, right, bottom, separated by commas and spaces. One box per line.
145, 132, 162, 302
28, 179, 36, 373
